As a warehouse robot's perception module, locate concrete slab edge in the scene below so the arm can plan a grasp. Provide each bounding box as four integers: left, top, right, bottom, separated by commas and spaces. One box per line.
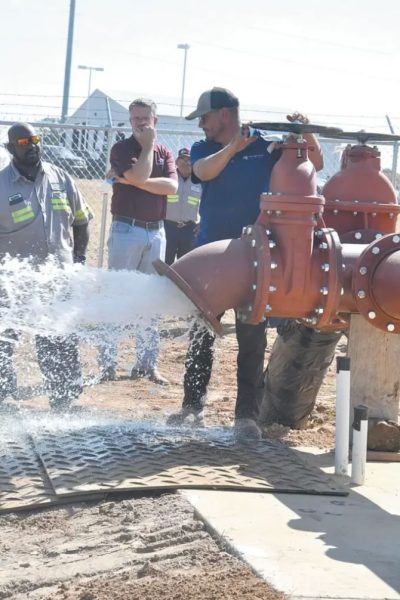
181, 491, 287, 597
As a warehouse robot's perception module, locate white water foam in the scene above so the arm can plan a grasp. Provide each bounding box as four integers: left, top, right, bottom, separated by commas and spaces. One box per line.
0, 256, 195, 339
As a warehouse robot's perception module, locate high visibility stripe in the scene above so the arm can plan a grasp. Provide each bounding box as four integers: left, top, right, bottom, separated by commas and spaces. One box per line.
74, 208, 89, 222
167, 195, 179, 203
51, 198, 71, 211
187, 196, 200, 205
12, 206, 35, 223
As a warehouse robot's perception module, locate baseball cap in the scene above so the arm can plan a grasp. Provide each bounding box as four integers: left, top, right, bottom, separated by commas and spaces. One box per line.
177, 147, 190, 158
185, 87, 239, 120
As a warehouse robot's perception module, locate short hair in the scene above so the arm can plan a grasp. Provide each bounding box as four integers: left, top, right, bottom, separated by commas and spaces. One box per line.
128, 98, 157, 116
226, 106, 239, 120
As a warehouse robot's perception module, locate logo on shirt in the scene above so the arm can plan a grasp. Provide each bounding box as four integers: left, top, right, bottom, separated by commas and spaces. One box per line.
8, 193, 23, 206
50, 184, 66, 193
243, 154, 264, 161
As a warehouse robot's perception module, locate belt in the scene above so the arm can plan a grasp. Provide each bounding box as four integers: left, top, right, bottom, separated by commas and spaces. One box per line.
112, 215, 163, 230
166, 220, 195, 229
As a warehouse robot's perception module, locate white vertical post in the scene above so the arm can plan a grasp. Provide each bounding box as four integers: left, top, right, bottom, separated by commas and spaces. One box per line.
335, 356, 351, 475
351, 404, 369, 485
177, 43, 190, 118
97, 191, 109, 268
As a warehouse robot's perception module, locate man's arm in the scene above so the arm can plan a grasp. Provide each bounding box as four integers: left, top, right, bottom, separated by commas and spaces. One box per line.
72, 223, 89, 263
113, 174, 178, 194
120, 126, 155, 184
114, 145, 178, 195
193, 130, 255, 181
132, 177, 178, 195
303, 132, 323, 172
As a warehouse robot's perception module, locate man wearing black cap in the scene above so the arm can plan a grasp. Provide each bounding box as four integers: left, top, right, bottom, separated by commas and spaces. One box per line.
164, 148, 201, 264
167, 87, 323, 441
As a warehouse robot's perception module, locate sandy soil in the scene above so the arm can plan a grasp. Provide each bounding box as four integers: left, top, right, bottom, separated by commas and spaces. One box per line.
0, 182, 343, 599
0, 494, 284, 600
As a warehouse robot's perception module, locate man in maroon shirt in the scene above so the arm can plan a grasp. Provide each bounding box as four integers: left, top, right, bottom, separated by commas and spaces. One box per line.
101, 98, 178, 385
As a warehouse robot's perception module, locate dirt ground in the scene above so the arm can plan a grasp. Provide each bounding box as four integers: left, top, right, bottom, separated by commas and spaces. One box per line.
0, 183, 344, 599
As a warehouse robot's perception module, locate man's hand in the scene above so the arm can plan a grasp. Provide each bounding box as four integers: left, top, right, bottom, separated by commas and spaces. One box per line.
228, 126, 257, 154
286, 112, 324, 171
287, 112, 310, 125
106, 167, 117, 180
133, 125, 155, 150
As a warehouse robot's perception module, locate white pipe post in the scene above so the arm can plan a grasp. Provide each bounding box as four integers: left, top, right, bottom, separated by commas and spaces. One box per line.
351, 404, 369, 485
335, 356, 351, 475
97, 189, 109, 268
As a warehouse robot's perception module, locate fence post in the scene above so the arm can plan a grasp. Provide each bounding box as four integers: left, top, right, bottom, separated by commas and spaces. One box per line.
385, 115, 399, 188
97, 128, 114, 268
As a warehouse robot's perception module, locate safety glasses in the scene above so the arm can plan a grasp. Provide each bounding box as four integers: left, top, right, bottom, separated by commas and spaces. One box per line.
15, 135, 41, 146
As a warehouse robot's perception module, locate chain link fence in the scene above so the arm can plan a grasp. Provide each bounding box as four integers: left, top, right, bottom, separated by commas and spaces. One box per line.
0, 121, 398, 266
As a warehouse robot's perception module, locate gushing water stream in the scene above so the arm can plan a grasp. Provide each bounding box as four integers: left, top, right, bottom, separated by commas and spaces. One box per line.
0, 257, 194, 338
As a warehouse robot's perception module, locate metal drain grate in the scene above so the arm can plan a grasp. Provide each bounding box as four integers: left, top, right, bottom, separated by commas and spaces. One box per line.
0, 421, 347, 512
0, 424, 55, 512
31, 424, 346, 497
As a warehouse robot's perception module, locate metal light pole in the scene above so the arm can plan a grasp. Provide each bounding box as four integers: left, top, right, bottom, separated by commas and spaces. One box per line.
177, 43, 190, 118
61, 0, 76, 122
78, 65, 104, 99
78, 65, 104, 126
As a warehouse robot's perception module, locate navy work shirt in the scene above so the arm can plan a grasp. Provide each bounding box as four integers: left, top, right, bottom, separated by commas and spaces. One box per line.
191, 136, 281, 246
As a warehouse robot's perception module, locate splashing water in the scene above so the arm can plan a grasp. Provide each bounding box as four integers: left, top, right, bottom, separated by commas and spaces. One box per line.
0, 256, 195, 339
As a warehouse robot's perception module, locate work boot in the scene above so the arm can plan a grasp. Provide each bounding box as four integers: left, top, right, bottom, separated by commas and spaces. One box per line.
234, 418, 262, 443
100, 365, 117, 382
130, 366, 169, 386
167, 407, 205, 427
49, 397, 73, 414
0, 370, 18, 401
130, 366, 147, 380
147, 368, 169, 386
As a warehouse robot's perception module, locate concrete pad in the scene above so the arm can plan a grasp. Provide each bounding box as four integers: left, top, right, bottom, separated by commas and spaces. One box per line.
183, 448, 400, 600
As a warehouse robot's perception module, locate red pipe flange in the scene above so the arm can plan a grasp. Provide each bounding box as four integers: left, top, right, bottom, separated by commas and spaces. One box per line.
237, 225, 272, 324
352, 233, 400, 333
303, 227, 344, 329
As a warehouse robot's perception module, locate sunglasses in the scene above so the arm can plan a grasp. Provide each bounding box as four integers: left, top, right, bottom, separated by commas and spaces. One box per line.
15, 135, 41, 146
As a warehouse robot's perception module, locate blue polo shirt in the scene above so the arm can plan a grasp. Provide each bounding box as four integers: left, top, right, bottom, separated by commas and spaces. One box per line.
191, 136, 281, 246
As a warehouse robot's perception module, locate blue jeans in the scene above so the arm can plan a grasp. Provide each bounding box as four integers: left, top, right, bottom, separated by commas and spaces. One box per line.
101, 220, 166, 371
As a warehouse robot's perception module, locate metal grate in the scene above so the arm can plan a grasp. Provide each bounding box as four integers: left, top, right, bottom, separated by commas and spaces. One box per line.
31, 423, 346, 497
0, 423, 55, 512
0, 420, 346, 513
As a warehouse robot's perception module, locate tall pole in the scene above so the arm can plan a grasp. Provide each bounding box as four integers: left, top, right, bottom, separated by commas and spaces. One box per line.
386, 114, 399, 188
78, 65, 104, 126
177, 43, 190, 118
88, 69, 92, 99
61, 0, 76, 122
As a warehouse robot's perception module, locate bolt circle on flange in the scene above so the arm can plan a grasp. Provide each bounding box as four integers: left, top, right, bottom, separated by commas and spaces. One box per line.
302, 228, 344, 330
238, 224, 272, 324
352, 233, 400, 334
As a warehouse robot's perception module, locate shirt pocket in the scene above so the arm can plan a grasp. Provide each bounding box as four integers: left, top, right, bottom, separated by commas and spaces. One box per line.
8, 194, 35, 227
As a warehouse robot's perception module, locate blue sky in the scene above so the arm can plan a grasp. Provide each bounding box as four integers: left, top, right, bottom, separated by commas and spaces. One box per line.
0, 0, 399, 130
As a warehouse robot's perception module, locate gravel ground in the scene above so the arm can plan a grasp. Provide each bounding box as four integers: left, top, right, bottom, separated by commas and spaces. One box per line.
0, 185, 343, 599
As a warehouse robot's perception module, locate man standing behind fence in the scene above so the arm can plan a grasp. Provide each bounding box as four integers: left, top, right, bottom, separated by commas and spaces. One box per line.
101, 98, 178, 385
164, 148, 201, 265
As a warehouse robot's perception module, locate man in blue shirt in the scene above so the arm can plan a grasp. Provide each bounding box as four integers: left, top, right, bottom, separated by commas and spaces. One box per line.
167, 87, 323, 441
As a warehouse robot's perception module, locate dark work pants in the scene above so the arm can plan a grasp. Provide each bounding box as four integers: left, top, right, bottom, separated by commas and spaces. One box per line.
0, 329, 82, 409
164, 220, 196, 265
183, 314, 267, 420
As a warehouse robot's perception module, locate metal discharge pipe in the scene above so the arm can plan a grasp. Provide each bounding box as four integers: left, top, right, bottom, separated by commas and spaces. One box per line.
155, 139, 400, 337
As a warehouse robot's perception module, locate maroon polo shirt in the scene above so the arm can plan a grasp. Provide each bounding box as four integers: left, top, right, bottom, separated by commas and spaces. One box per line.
110, 135, 177, 221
